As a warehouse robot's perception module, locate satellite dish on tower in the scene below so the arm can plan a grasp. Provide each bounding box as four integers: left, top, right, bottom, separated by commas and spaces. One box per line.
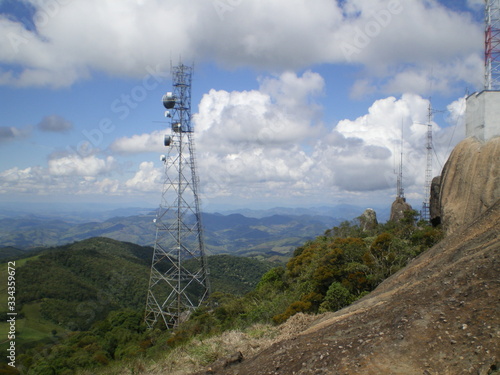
162, 92, 176, 109
164, 135, 172, 146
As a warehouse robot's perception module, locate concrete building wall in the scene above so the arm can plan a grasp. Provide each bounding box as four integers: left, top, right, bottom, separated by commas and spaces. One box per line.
465, 90, 500, 141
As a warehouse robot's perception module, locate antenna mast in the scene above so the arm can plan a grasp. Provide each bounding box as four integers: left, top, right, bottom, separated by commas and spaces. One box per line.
396, 120, 404, 199
145, 63, 210, 330
421, 103, 433, 222
485, 0, 500, 90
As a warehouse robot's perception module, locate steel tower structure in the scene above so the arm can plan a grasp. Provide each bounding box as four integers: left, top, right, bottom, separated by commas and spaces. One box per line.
485, 0, 500, 90
395, 121, 405, 200
421, 103, 433, 222
145, 63, 210, 330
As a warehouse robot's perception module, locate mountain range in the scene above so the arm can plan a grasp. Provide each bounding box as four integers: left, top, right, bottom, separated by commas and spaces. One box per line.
0, 207, 373, 259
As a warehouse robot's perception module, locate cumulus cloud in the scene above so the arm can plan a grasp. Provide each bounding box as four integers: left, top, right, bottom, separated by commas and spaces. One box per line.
110, 130, 164, 154
0, 164, 122, 195
37, 114, 73, 132
0, 0, 482, 94
0, 64, 467, 205
195, 70, 324, 151
197, 90, 462, 202
0, 166, 49, 194
124, 161, 162, 192
48, 154, 116, 177
106, 70, 463, 204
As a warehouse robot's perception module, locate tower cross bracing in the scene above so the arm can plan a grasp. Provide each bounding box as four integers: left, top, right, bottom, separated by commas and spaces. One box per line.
485, 0, 500, 90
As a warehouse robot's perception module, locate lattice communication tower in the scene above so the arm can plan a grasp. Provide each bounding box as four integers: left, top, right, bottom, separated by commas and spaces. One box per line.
395, 121, 405, 200
145, 63, 210, 330
485, 0, 500, 90
421, 103, 433, 222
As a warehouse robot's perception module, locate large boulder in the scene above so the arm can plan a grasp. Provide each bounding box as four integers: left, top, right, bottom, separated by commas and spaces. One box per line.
389, 197, 413, 222
438, 136, 500, 234
358, 208, 378, 231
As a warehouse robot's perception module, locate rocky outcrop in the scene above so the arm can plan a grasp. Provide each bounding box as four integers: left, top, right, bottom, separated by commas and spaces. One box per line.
389, 197, 413, 222
358, 208, 378, 231
438, 136, 500, 234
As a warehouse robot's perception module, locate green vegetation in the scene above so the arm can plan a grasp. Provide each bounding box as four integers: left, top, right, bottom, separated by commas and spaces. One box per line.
2, 212, 443, 374
0, 237, 274, 374
200, 255, 273, 295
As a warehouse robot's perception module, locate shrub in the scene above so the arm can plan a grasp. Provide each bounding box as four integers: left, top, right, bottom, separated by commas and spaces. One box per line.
319, 282, 353, 313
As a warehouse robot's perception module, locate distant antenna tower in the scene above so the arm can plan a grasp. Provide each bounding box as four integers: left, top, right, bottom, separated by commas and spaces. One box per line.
421, 103, 433, 222
395, 120, 405, 199
145, 63, 210, 330
485, 0, 500, 90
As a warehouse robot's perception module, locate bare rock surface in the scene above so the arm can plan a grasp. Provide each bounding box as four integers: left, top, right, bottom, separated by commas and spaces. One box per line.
358, 208, 378, 231
439, 136, 500, 234
200, 200, 500, 375
389, 197, 413, 222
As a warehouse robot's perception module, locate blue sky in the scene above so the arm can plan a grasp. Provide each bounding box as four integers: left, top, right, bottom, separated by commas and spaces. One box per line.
0, 0, 486, 213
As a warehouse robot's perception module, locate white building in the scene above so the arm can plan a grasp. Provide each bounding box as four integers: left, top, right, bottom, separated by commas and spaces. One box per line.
465, 90, 500, 141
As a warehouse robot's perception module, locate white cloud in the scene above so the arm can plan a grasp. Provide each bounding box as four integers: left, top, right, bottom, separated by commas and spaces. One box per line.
48, 154, 116, 177
124, 161, 162, 192
194, 70, 324, 152
0, 0, 483, 94
198, 90, 462, 202
106, 70, 464, 204
0, 166, 49, 194
0, 164, 122, 195
110, 130, 164, 154
0, 89, 465, 206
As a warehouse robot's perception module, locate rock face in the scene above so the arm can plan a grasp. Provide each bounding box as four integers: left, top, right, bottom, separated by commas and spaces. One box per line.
389, 197, 413, 222
437, 137, 500, 234
209, 201, 500, 375
358, 208, 378, 231
429, 175, 442, 226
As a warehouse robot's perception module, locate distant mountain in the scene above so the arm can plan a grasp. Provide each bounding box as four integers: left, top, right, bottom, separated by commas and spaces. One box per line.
220, 204, 391, 222
0, 211, 342, 258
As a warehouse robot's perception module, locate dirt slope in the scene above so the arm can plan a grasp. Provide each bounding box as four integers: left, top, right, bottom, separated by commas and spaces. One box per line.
203, 200, 500, 375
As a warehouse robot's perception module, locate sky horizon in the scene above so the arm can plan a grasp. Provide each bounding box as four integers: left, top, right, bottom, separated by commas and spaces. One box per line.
0, 0, 486, 214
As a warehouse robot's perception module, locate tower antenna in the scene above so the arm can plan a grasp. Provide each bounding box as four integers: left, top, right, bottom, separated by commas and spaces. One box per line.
485, 0, 500, 90
145, 63, 210, 330
396, 119, 405, 199
421, 102, 433, 222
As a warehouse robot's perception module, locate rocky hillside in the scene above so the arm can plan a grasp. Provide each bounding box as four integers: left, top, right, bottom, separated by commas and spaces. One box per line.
198, 136, 500, 375
202, 196, 499, 375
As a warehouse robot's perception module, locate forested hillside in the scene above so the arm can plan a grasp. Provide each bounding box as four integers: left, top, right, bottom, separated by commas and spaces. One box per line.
1, 211, 443, 375
0, 238, 272, 374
